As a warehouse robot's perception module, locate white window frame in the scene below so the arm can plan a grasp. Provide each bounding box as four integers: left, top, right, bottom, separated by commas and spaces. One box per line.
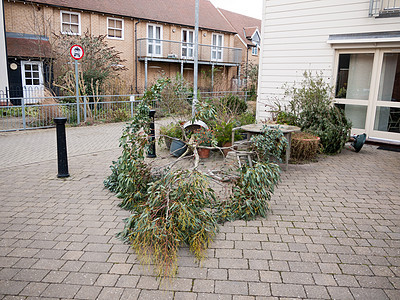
211, 33, 224, 62
181, 29, 194, 59
251, 46, 258, 56
333, 47, 400, 142
107, 17, 124, 40
147, 24, 163, 57
60, 11, 81, 35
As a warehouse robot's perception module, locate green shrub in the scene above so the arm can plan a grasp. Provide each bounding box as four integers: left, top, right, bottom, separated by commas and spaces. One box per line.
223, 94, 247, 114
283, 71, 351, 154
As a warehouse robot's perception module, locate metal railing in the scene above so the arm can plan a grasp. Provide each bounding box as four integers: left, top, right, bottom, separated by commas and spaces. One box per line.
0, 94, 158, 132
369, 0, 400, 16
137, 38, 242, 65
0, 91, 252, 132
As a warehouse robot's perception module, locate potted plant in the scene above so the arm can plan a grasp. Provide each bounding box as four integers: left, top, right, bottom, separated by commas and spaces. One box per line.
290, 131, 320, 162
159, 122, 183, 150
192, 128, 216, 158
214, 121, 242, 156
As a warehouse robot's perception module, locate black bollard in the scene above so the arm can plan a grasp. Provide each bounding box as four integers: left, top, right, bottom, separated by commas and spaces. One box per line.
54, 117, 70, 178
147, 110, 156, 158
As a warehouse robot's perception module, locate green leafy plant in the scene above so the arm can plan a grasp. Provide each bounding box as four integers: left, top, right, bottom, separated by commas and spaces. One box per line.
117, 170, 218, 277
250, 126, 288, 162
214, 121, 241, 146
214, 162, 281, 222
104, 99, 152, 210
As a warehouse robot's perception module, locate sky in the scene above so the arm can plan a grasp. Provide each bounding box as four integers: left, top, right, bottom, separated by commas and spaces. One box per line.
210, 0, 263, 20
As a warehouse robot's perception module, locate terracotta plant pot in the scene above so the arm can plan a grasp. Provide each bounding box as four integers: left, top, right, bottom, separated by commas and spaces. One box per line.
197, 148, 210, 159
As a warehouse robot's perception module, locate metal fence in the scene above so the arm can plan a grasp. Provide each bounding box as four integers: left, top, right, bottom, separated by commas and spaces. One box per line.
0, 91, 252, 132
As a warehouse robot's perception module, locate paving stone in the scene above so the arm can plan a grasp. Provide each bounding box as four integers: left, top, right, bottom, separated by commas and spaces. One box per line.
350, 287, 390, 300
207, 268, 228, 280
313, 273, 337, 286
356, 276, 394, 289
136, 276, 160, 289
259, 271, 281, 283
270, 283, 306, 298
120, 288, 141, 300
215, 280, 248, 295
115, 275, 140, 288
63, 272, 99, 285
327, 286, 354, 300
0, 280, 29, 295
219, 258, 248, 269
174, 291, 197, 300
20, 282, 49, 297
334, 274, 360, 287
138, 290, 174, 300
193, 279, 214, 293
97, 286, 124, 300
41, 283, 80, 298
305, 285, 330, 299
74, 285, 103, 299
229, 269, 259, 282
197, 293, 232, 300
13, 269, 49, 282
281, 272, 314, 285
248, 282, 270, 296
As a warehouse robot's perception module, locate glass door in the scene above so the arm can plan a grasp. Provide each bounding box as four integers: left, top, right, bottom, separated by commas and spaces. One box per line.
334, 49, 400, 143
371, 51, 400, 141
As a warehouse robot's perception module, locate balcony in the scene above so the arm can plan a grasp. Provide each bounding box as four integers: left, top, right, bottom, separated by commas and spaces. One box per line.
369, 0, 400, 17
137, 38, 242, 66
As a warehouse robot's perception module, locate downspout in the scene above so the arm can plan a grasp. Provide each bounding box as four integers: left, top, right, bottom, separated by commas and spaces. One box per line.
245, 44, 249, 91
134, 19, 141, 94
1, 0, 9, 99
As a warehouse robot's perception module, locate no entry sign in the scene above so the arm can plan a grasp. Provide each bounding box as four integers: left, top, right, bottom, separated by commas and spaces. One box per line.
70, 45, 84, 60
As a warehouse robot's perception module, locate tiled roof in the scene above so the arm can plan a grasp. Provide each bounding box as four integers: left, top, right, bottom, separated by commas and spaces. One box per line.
26, 0, 235, 33
6, 37, 52, 58
218, 9, 261, 45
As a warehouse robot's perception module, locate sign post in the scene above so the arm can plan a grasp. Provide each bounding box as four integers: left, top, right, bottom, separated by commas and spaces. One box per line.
70, 45, 84, 125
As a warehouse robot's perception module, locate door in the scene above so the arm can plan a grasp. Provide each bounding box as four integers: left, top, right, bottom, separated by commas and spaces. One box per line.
182, 30, 194, 59
334, 49, 400, 143
371, 51, 400, 142
21, 61, 44, 104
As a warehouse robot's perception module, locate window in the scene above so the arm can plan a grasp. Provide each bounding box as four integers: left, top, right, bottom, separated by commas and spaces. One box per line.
182, 29, 194, 59
61, 11, 81, 35
107, 17, 124, 40
251, 46, 258, 56
211, 33, 223, 61
147, 24, 162, 56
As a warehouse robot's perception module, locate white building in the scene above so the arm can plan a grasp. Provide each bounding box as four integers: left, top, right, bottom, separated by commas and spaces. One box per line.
0, 0, 9, 97
257, 0, 400, 144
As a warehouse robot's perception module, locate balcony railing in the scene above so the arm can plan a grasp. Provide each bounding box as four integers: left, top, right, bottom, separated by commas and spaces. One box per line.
137, 38, 242, 65
369, 0, 400, 17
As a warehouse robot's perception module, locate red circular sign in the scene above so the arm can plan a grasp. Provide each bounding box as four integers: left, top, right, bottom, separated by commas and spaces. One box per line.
70, 45, 84, 60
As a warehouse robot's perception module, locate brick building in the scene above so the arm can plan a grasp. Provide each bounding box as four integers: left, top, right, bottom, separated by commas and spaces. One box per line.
3, 0, 258, 98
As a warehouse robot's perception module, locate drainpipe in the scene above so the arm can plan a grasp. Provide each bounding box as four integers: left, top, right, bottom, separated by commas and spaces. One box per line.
245, 45, 249, 91
134, 19, 141, 94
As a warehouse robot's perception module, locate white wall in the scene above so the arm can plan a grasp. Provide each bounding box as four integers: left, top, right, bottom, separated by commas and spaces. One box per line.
0, 0, 8, 94
257, 0, 400, 120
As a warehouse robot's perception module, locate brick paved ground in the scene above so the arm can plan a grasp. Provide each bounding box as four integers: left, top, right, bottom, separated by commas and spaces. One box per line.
0, 122, 399, 299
